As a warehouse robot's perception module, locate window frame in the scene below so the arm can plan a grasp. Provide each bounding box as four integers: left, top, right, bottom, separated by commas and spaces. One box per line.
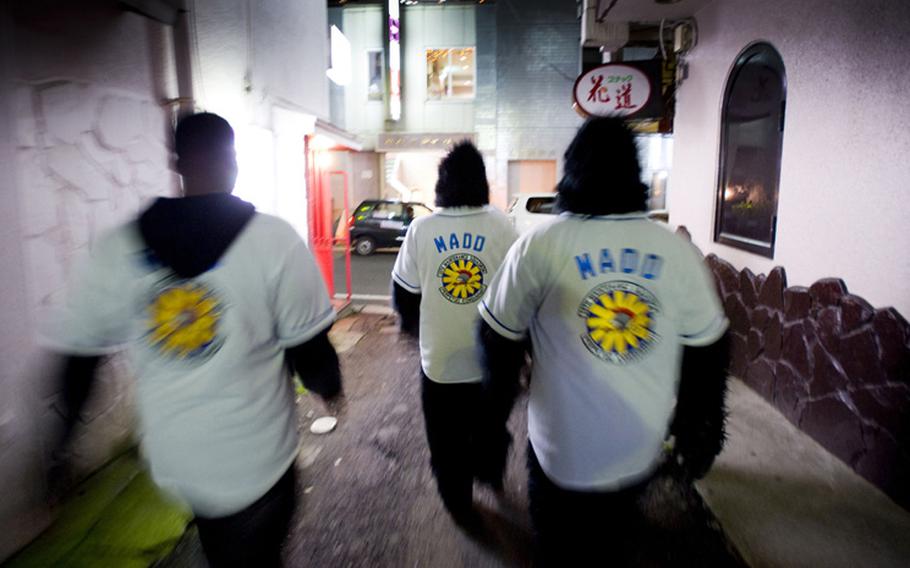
425, 46, 477, 102
713, 41, 787, 259
366, 48, 385, 102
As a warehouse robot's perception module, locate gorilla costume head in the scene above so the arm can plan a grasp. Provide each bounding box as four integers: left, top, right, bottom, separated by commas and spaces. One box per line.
556, 116, 648, 216
434, 141, 490, 208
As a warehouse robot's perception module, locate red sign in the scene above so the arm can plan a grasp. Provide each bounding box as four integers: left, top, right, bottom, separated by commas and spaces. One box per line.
573, 64, 652, 118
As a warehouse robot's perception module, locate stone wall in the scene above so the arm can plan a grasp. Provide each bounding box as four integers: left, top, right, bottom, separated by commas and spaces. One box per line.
704, 253, 910, 509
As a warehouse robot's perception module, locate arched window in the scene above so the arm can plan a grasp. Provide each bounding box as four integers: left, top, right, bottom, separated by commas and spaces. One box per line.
714, 42, 786, 258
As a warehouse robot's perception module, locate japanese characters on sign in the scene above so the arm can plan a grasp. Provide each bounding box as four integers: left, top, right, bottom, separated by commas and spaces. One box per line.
573, 64, 652, 118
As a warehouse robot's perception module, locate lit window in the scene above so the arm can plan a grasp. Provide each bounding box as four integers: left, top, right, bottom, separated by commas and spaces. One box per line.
367, 50, 384, 101
715, 42, 786, 258
426, 48, 475, 100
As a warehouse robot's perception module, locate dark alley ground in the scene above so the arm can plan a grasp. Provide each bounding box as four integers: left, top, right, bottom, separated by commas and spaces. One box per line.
164, 311, 742, 567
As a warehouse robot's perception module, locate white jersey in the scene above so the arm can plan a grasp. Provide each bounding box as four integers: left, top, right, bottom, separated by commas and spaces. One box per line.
48, 214, 334, 516
479, 212, 727, 490
392, 205, 517, 383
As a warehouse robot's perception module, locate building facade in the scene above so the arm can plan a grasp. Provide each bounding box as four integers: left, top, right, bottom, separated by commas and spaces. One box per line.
0, 0, 333, 559
329, 0, 583, 210
661, 0, 910, 508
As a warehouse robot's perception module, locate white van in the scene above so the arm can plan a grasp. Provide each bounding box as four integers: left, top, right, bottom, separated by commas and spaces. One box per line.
507, 193, 669, 233
507, 194, 557, 233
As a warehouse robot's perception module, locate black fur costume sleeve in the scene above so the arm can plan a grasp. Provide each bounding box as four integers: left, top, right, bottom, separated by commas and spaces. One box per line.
286, 329, 343, 400
58, 354, 102, 447
392, 282, 421, 338
476, 320, 528, 486
668, 333, 731, 480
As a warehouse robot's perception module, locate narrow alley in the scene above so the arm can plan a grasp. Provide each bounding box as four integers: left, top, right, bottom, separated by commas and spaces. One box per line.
160, 310, 742, 567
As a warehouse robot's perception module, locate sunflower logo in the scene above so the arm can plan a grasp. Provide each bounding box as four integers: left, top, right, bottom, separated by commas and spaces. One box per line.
578, 282, 660, 364
146, 282, 223, 360
437, 253, 488, 304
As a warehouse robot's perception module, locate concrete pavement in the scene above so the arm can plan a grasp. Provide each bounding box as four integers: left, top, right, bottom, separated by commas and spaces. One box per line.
697, 379, 910, 568
15, 309, 909, 567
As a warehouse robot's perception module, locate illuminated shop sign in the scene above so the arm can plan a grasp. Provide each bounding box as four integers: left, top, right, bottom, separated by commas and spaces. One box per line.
388, 0, 401, 120
573, 63, 652, 118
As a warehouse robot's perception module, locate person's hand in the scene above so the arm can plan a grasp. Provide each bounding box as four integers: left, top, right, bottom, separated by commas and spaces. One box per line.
320, 392, 348, 420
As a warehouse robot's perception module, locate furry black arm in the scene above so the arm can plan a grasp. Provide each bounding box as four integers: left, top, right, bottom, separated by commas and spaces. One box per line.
392, 281, 421, 338
286, 329, 343, 400
478, 320, 527, 425
668, 332, 731, 480
58, 354, 102, 445
475, 320, 528, 487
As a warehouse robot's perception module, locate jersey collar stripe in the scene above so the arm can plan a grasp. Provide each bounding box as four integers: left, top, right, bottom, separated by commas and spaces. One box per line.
392, 272, 421, 294
479, 300, 526, 341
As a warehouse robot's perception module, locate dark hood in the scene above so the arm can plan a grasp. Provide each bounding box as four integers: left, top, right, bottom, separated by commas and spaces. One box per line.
138, 193, 255, 278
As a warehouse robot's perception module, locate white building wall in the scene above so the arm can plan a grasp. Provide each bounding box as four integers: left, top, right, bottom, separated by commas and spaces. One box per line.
400, 5, 476, 135
192, 0, 331, 237
340, 4, 477, 146
342, 6, 386, 144
669, 0, 910, 316
0, 2, 178, 559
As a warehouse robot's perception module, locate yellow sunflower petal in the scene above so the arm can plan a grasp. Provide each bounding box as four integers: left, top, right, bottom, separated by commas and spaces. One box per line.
590, 328, 606, 341
587, 316, 616, 330
600, 332, 616, 352
598, 294, 616, 310
630, 300, 649, 315
623, 331, 639, 349
628, 322, 650, 339
196, 298, 218, 316
614, 334, 627, 354
612, 290, 626, 307
589, 304, 614, 319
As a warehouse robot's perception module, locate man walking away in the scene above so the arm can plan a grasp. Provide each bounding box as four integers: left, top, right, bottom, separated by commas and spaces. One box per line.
476, 117, 730, 565
47, 113, 345, 567
392, 142, 517, 529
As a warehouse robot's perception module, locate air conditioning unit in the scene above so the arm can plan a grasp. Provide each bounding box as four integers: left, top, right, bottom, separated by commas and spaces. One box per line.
581, 0, 629, 51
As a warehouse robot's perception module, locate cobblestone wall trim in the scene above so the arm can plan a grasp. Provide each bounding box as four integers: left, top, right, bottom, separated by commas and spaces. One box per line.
701, 249, 910, 509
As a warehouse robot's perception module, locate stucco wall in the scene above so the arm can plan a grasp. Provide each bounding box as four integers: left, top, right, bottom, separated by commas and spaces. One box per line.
0, 1, 178, 560
669, 0, 910, 317
340, 6, 386, 145
193, 0, 329, 123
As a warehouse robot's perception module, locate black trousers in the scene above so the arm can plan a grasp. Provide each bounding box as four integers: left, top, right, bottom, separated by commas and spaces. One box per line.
195, 466, 297, 568
527, 444, 652, 567
421, 372, 482, 517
